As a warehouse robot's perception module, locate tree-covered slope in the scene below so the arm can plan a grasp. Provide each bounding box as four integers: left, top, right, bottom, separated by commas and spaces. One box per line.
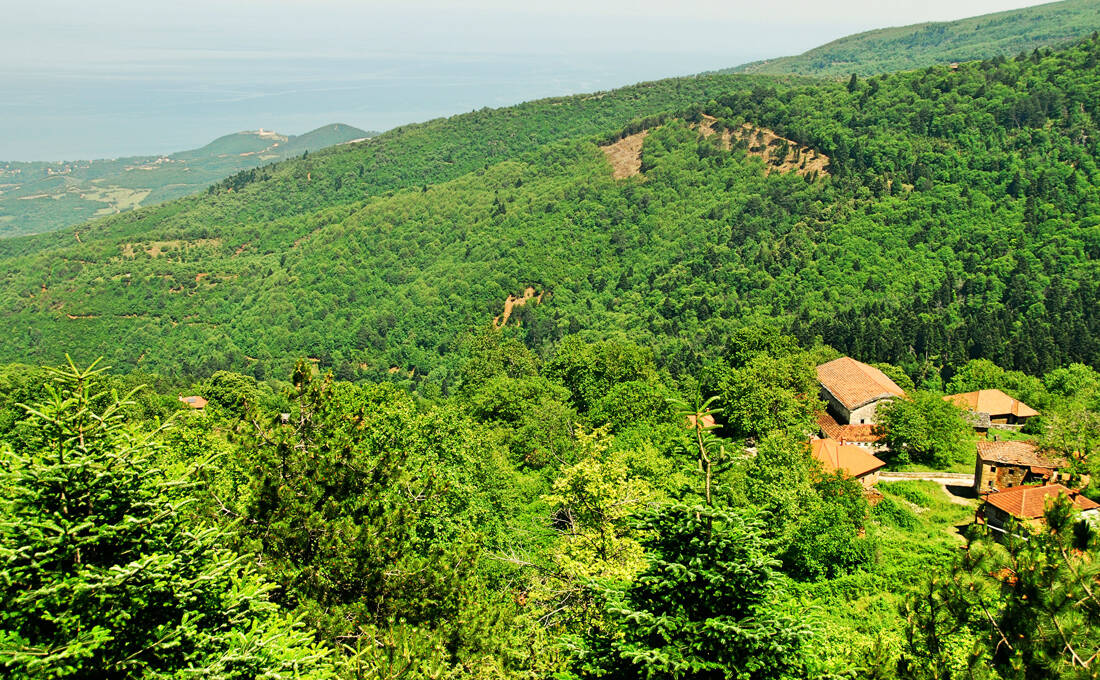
0, 73, 790, 263
0, 124, 373, 239
2, 41, 1100, 386
730, 0, 1100, 77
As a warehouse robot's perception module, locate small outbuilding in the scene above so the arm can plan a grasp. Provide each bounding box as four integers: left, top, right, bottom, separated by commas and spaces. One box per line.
973, 440, 1065, 494
945, 389, 1038, 427
178, 395, 208, 409
810, 437, 887, 488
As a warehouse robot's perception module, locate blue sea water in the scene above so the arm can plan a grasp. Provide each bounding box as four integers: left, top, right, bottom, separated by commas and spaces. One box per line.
0, 51, 756, 162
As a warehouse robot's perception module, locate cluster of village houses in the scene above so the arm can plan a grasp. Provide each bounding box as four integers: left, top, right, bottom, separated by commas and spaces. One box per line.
812, 356, 1098, 535
179, 354, 1097, 536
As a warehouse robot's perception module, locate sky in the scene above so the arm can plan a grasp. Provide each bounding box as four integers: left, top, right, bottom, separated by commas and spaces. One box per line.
0, 0, 1054, 160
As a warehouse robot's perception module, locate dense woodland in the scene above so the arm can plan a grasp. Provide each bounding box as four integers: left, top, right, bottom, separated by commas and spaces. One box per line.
731, 0, 1100, 77
1, 329, 1098, 678
3, 20, 1100, 680
1, 40, 1100, 387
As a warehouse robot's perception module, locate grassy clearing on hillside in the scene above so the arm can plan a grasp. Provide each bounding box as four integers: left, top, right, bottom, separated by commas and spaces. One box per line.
786, 480, 976, 673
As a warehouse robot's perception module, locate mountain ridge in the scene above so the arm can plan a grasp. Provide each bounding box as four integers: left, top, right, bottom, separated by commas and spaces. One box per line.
0, 123, 374, 239
728, 0, 1100, 77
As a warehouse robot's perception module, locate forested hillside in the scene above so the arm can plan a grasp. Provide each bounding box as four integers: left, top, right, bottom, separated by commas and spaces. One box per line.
3, 332, 1099, 677
731, 0, 1100, 77
0, 124, 372, 238
0, 40, 1098, 388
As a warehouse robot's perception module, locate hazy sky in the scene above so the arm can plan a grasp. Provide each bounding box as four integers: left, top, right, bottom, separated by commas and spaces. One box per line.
1, 0, 1055, 159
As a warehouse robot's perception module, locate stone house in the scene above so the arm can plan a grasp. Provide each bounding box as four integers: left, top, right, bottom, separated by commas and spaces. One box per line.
816, 357, 906, 449
810, 437, 886, 488
979, 483, 1099, 535
973, 440, 1066, 494
945, 389, 1038, 427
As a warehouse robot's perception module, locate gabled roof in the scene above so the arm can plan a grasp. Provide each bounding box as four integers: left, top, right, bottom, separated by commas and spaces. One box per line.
811, 438, 886, 479
976, 440, 1064, 468
817, 357, 906, 411
984, 484, 1099, 519
816, 411, 883, 443
945, 389, 1038, 418
179, 395, 208, 409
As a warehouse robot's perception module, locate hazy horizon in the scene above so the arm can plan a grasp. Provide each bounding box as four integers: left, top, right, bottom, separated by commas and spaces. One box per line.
2, 0, 1055, 161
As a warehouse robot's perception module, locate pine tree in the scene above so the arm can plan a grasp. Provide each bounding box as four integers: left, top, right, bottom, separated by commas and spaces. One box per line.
571, 504, 811, 679
0, 358, 336, 679
901, 495, 1100, 679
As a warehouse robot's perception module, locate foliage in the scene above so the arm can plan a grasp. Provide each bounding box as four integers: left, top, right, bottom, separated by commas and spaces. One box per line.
901, 494, 1100, 679
731, 0, 1100, 77
0, 359, 337, 678
876, 392, 975, 467
237, 363, 518, 659
5, 41, 1100, 383
543, 426, 656, 583
570, 503, 811, 680
714, 351, 820, 440
782, 473, 875, 580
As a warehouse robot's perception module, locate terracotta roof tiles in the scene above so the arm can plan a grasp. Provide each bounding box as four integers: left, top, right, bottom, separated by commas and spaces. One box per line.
816, 410, 883, 443
811, 438, 886, 479
976, 440, 1064, 468
945, 389, 1038, 419
817, 357, 906, 411
984, 484, 1099, 519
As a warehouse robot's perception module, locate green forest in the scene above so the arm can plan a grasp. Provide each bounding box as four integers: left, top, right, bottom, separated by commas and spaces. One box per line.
1, 40, 1100, 388
731, 0, 1100, 77
2, 327, 1098, 678
3, 11, 1100, 680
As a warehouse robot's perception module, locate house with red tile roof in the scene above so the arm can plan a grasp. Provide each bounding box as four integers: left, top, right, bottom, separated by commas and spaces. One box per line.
810, 438, 886, 487
815, 357, 906, 449
979, 483, 1099, 535
973, 440, 1066, 494
945, 389, 1038, 427
816, 411, 881, 447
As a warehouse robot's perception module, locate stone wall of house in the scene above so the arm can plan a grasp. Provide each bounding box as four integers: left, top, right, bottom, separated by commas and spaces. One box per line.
820, 387, 893, 426
848, 400, 889, 426
859, 469, 881, 488
994, 465, 1029, 489
974, 458, 998, 492
985, 504, 1011, 531
820, 387, 852, 423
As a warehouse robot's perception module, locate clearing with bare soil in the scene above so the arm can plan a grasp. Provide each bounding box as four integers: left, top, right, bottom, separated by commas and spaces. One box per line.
494, 287, 543, 327
695, 115, 830, 178
600, 118, 828, 181
599, 131, 649, 180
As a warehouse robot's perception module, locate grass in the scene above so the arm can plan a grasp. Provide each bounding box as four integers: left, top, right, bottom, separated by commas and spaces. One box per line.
783, 480, 978, 671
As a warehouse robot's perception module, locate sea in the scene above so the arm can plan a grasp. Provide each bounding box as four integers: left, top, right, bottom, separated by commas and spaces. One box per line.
0, 51, 760, 162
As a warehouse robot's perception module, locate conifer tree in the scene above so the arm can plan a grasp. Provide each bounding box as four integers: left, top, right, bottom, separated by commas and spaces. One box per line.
571, 504, 810, 679
0, 358, 336, 679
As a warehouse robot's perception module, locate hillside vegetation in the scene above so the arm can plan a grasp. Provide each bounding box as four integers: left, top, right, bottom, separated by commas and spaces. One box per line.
0, 124, 372, 238
731, 0, 1100, 77
0, 41, 1097, 388
2, 329, 1098, 678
